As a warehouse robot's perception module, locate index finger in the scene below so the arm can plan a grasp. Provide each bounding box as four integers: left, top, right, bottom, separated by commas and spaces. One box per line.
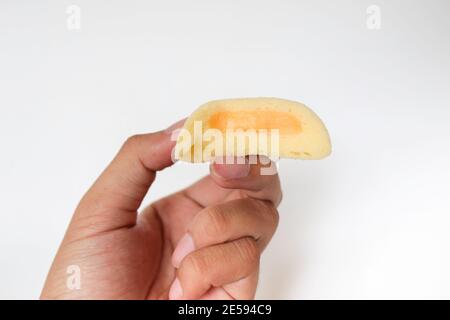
184, 156, 282, 208
211, 156, 283, 207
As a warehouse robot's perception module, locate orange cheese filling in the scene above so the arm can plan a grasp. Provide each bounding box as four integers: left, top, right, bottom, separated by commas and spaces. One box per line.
208, 110, 302, 135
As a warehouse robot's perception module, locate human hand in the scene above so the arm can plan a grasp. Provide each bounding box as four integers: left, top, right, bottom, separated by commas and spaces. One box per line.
41, 120, 282, 300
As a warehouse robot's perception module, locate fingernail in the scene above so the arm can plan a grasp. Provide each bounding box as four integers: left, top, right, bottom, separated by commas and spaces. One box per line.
169, 278, 183, 300
164, 118, 186, 135
172, 233, 195, 268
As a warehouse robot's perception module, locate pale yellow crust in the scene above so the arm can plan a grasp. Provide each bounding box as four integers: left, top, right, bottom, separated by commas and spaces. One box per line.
175, 97, 331, 162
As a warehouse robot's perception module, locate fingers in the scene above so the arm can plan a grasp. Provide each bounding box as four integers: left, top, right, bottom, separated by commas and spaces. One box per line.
170, 198, 279, 300
170, 156, 281, 300
210, 156, 283, 207
70, 119, 184, 236
170, 237, 260, 300
182, 156, 283, 208
182, 176, 233, 208
171, 198, 279, 268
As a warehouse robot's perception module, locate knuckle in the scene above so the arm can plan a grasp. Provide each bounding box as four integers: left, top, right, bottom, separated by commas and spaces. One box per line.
235, 237, 260, 268
123, 134, 142, 150
200, 206, 229, 238
266, 202, 280, 227
181, 252, 208, 276
254, 199, 280, 228
277, 190, 283, 207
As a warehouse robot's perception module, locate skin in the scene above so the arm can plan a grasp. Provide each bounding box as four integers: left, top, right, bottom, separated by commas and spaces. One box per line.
41, 120, 282, 300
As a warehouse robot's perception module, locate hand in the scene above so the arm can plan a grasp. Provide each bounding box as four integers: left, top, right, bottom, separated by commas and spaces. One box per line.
41, 121, 282, 300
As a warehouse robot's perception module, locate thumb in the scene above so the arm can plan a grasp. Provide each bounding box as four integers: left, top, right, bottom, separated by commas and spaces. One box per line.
70, 119, 185, 235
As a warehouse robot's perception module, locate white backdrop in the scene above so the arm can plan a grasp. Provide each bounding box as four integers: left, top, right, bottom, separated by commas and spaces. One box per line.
1, 0, 449, 299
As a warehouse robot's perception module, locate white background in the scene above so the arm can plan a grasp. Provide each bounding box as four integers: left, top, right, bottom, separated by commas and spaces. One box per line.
1, 0, 449, 299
